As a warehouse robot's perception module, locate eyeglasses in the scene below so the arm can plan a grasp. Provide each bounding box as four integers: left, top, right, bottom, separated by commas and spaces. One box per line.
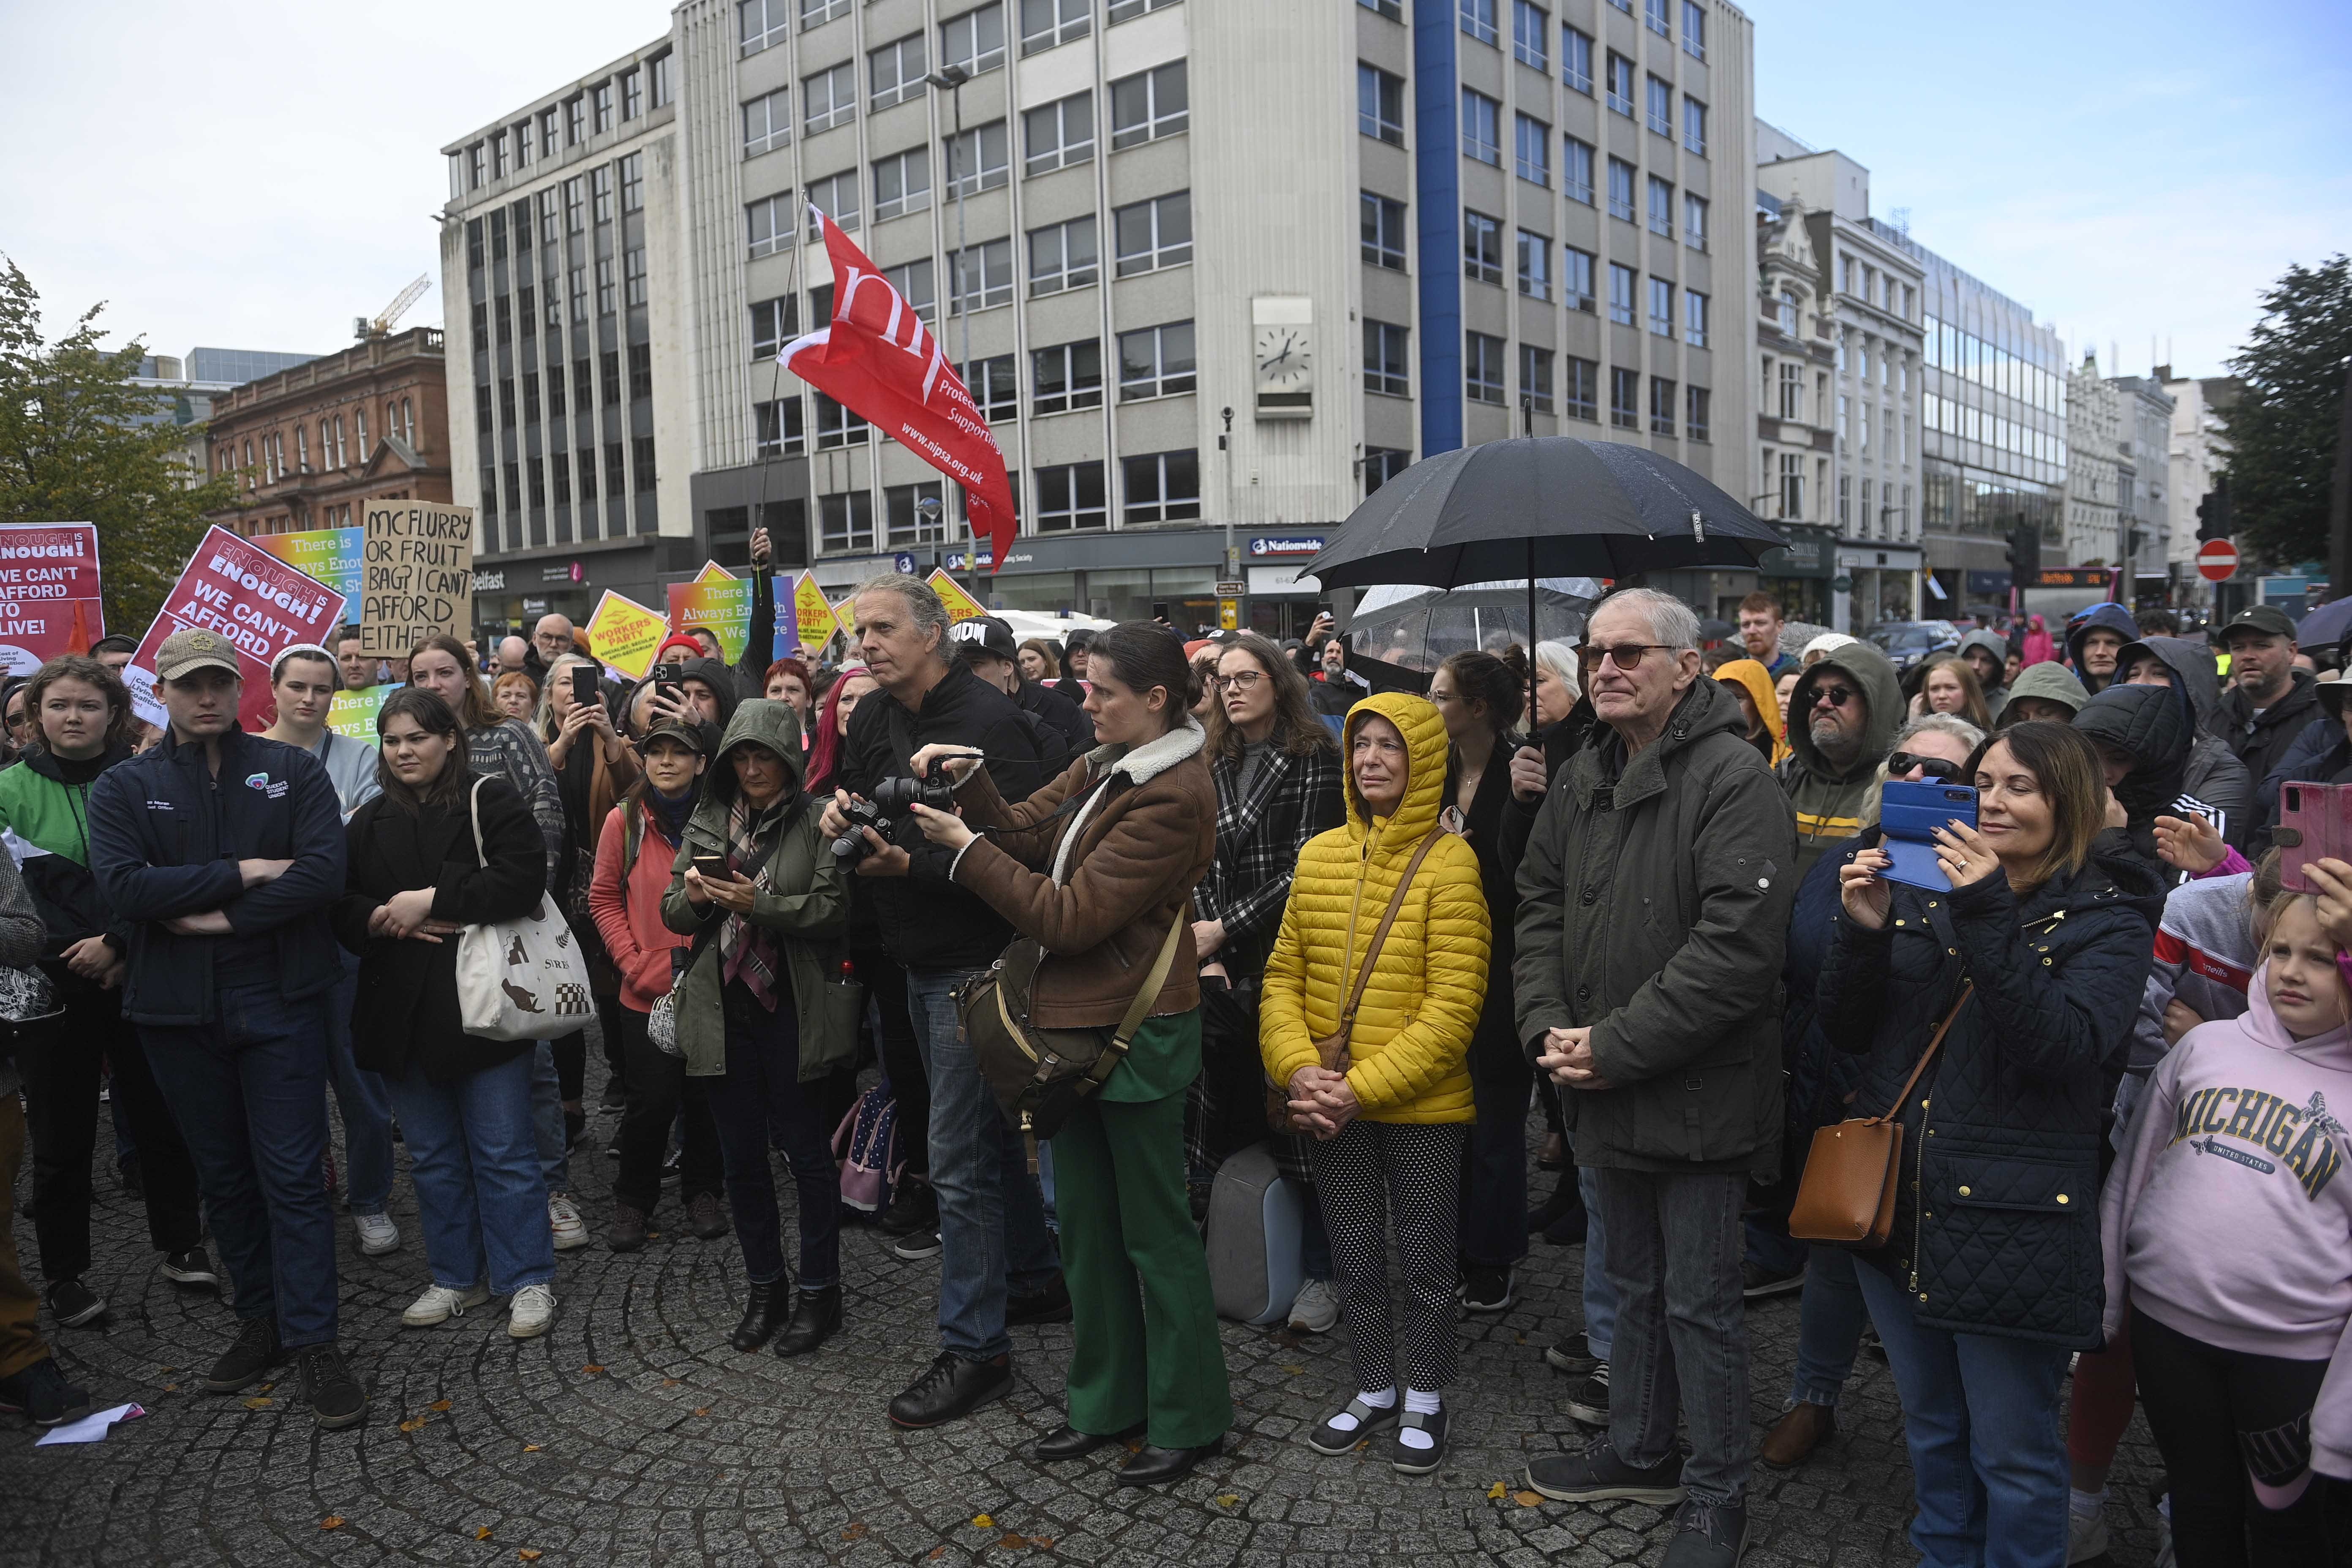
1888, 751, 1963, 782
1591, 643, 1677, 671
1210, 671, 1265, 693
1811, 684, 1859, 708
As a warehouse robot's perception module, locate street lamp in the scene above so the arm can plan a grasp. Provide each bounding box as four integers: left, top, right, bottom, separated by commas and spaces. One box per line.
924, 62, 977, 601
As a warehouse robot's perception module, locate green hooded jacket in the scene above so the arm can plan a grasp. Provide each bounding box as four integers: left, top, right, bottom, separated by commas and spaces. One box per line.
659, 700, 851, 1079
1997, 661, 2090, 722
1782, 640, 1903, 874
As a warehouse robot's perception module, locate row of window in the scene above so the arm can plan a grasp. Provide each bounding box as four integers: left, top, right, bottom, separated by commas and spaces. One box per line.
453, 55, 671, 198
479, 440, 657, 524
1925, 313, 2067, 417
474, 347, 655, 448
743, 0, 1178, 67
1459, 75, 1706, 168
805, 448, 1195, 552
220, 400, 418, 490
1925, 391, 2068, 468
1449, 208, 1708, 344
752, 183, 1189, 295
1451, 0, 1707, 65
1364, 318, 1710, 439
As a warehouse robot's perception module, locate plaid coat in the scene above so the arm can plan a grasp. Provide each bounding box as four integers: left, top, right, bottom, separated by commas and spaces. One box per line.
1193, 739, 1345, 982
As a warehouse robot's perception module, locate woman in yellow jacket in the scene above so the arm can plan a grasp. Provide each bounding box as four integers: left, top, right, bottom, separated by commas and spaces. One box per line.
1260, 691, 1489, 1475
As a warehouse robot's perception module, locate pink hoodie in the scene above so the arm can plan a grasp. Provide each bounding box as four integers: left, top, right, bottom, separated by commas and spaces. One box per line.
2102, 968, 2352, 1476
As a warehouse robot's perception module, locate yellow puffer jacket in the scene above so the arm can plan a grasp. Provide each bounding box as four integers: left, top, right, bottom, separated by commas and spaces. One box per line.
1259, 691, 1489, 1124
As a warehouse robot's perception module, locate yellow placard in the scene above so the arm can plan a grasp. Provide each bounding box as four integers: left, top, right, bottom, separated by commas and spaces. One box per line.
692, 560, 735, 584
927, 569, 988, 623
584, 590, 669, 680
831, 592, 860, 649
790, 572, 843, 655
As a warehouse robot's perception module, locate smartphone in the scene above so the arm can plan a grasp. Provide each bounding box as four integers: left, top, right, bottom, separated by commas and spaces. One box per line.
2276, 782, 2352, 894
571, 665, 599, 708
691, 853, 730, 883
1878, 780, 1980, 893
652, 662, 686, 689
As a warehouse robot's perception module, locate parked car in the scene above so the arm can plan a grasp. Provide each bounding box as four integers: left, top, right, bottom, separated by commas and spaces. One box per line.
1863, 619, 1962, 672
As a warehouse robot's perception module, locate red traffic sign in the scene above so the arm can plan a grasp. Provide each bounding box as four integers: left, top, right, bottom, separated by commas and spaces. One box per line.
2198, 539, 2240, 583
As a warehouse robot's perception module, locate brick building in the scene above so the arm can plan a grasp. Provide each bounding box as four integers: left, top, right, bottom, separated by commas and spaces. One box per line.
204, 327, 453, 536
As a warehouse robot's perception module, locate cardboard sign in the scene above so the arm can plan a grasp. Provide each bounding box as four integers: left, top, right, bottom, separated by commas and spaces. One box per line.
665, 576, 760, 666
327, 683, 400, 745
927, 569, 988, 623
0, 523, 105, 676
358, 499, 474, 658
250, 527, 363, 608
791, 572, 846, 656
584, 591, 668, 680
126, 525, 346, 730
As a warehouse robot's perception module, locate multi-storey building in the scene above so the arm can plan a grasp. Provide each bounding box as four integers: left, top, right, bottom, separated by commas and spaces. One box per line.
131, 348, 319, 486
2159, 365, 2238, 610
203, 328, 451, 542
2110, 371, 2175, 602
2064, 352, 2121, 569
440, 0, 1757, 635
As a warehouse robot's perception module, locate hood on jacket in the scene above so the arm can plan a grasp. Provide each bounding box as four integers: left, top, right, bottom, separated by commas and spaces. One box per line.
704, 699, 806, 811
1339, 691, 1449, 851
2066, 603, 2142, 690
21, 739, 133, 786
2000, 661, 2091, 723
1788, 640, 1903, 784
679, 656, 743, 730
1712, 658, 1791, 767
2242, 959, 2352, 1067
1958, 629, 2011, 689
2115, 635, 2221, 733
2073, 682, 2189, 830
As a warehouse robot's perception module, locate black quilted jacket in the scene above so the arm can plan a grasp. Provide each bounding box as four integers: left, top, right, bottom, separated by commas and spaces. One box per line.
1815, 847, 2162, 1347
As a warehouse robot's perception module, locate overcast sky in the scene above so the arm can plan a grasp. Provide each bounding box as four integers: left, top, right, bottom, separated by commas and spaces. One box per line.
5, 0, 2347, 383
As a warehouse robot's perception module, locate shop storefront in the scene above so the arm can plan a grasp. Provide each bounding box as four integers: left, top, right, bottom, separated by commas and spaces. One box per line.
471, 537, 664, 641
1755, 523, 1838, 626
1840, 542, 1925, 631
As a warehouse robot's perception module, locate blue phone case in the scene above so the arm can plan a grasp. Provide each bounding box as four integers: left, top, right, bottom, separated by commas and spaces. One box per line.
1877, 781, 1980, 893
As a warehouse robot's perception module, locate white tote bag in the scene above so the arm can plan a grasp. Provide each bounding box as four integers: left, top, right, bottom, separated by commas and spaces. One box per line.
452, 777, 593, 1041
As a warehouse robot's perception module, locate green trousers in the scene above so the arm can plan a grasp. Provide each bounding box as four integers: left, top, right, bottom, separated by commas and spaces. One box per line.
1050, 1090, 1233, 1448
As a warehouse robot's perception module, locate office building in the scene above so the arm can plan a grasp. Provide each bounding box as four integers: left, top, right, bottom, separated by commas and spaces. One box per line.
129, 348, 320, 485
440, 0, 1757, 634
2110, 370, 2174, 601
2159, 365, 2238, 609
2064, 351, 2121, 569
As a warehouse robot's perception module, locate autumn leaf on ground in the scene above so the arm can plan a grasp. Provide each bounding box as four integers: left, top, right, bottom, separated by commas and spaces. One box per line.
162, 1384, 178, 1394
429, 1399, 452, 1412
1514, 1491, 1545, 1508
319, 1517, 345, 1530
998, 1535, 1029, 1549
1486, 1481, 1506, 1499
1030, 1540, 1054, 1550
972, 1514, 993, 1529
257, 1383, 274, 1394
517, 1553, 542, 1563
242, 1397, 272, 1410
397, 1416, 427, 1433
927, 1549, 945, 1561
1279, 1364, 1305, 1375
582, 1364, 605, 1375
662, 1378, 680, 1387
1215, 1494, 1240, 1508
523, 1444, 542, 1453
475, 1526, 493, 1541
693, 1407, 710, 1417
839, 1522, 869, 1542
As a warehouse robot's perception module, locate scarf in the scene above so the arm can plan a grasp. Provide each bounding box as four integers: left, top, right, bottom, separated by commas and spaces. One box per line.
643, 784, 696, 847
718, 792, 786, 1010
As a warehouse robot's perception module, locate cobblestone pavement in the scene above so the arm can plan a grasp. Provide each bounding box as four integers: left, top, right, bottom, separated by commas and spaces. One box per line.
5, 1076, 2167, 1567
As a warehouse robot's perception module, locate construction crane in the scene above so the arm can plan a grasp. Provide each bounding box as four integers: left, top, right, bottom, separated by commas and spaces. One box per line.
354, 275, 431, 341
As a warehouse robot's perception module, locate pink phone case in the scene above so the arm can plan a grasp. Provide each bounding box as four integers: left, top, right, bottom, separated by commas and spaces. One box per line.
2276, 781, 2352, 894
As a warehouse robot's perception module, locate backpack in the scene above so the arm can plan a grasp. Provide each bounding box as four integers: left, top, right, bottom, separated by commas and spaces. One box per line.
1205, 1141, 1306, 1326
833, 1083, 901, 1214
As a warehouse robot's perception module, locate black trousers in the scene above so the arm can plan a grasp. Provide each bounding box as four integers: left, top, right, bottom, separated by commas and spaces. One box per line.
856, 944, 927, 1179
23, 980, 203, 1283
608, 1004, 723, 1216
1188, 977, 1270, 1182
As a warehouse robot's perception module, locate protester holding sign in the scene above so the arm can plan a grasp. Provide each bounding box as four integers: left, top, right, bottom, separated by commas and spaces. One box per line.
124, 526, 348, 735
0, 524, 106, 678
357, 500, 473, 663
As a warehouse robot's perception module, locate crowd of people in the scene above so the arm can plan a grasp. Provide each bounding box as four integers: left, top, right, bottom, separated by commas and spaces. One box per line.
7, 553, 2352, 1568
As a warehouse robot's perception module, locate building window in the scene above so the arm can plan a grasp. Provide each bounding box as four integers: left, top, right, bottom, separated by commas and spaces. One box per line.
1606, 52, 1633, 115
874, 149, 931, 222
870, 32, 927, 109
1364, 320, 1410, 397
1466, 332, 1506, 405
1123, 451, 1200, 523
747, 193, 795, 257
1647, 175, 1673, 236
1511, 1, 1547, 68
593, 82, 615, 134
1461, 90, 1501, 165
964, 356, 1017, 421
1032, 340, 1103, 414
802, 0, 849, 27
1682, 0, 1706, 59
1608, 262, 1635, 325
1029, 216, 1098, 295
1562, 245, 1596, 312
1521, 344, 1555, 413
820, 491, 876, 553
1563, 136, 1594, 204
1459, 0, 1498, 45
1645, 0, 1670, 34
1514, 113, 1551, 185
1683, 96, 1707, 155
628, 343, 652, 400
1649, 376, 1677, 435
566, 95, 586, 144
1034, 462, 1106, 531
621, 66, 644, 120
539, 108, 559, 158
814, 393, 871, 448
1361, 192, 1407, 270
649, 52, 672, 108
804, 63, 855, 134
1778, 360, 1801, 419
1683, 289, 1708, 348
1106, 0, 1179, 19
1838, 393, 1850, 451
1607, 157, 1635, 220
492, 131, 511, 180
1358, 65, 1406, 146
883, 481, 947, 544
1648, 277, 1673, 336
1113, 191, 1191, 275
592, 166, 614, 223
1463, 210, 1503, 285
1111, 62, 1187, 149
1020, 0, 1089, 53
744, 88, 792, 155
468, 142, 486, 190
1645, 75, 1671, 136
620, 152, 643, 212
1561, 24, 1593, 92
1359, 0, 1403, 17
537, 188, 560, 246
940, 4, 1007, 75
1777, 450, 1803, 517
885, 259, 937, 323
1117, 320, 1196, 400
943, 240, 1009, 314
625, 249, 647, 307
1564, 356, 1598, 421
1515, 229, 1550, 299
595, 258, 615, 315
1364, 446, 1413, 495
565, 177, 585, 233
1610, 367, 1639, 429
944, 120, 1010, 194
528, 457, 546, 509
1024, 92, 1095, 174
807, 169, 860, 231
1684, 192, 1708, 251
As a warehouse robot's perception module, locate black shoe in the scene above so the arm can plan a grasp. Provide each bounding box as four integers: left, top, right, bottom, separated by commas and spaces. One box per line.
1117, 1435, 1222, 1487
1541, 1206, 1590, 1247
1391, 1405, 1448, 1475
1460, 1264, 1513, 1313
730, 1280, 792, 1352
1544, 1333, 1601, 1378
1034, 1420, 1143, 1461
1309, 1396, 1400, 1455
162, 1247, 218, 1289
1524, 1439, 1688, 1505
600, 1081, 628, 1111
564, 1107, 588, 1152
877, 1177, 939, 1239
119, 1160, 144, 1200
1661, 1497, 1749, 1568
0, 1357, 92, 1427
773, 1285, 842, 1358
46, 1279, 105, 1328
1006, 1273, 1073, 1326
297, 1345, 367, 1430
688, 1190, 730, 1240
607, 1203, 649, 1253
1565, 1364, 1612, 1427
891, 1228, 943, 1262
201, 1317, 286, 1393
1740, 1260, 1804, 1300
887, 1350, 1011, 1429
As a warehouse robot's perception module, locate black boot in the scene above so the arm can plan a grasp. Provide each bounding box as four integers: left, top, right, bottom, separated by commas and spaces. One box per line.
730, 1279, 792, 1352
772, 1284, 843, 1358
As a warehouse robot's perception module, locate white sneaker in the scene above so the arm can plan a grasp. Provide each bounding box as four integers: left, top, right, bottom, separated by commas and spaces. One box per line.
1287, 1278, 1341, 1334
353, 1212, 400, 1257
507, 1283, 558, 1339
402, 1281, 490, 1327
2065, 1506, 2109, 1565
547, 1192, 588, 1251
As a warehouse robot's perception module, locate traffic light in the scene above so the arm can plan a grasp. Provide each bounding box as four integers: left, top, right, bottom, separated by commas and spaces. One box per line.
2004, 522, 2041, 583
2196, 480, 2232, 542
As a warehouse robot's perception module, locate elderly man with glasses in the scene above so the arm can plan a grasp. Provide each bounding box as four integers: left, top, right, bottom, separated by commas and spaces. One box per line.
1780, 638, 1903, 874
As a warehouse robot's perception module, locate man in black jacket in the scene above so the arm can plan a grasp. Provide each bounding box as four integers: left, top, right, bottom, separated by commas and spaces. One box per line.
819, 575, 1066, 1429
2205, 605, 2321, 792
950, 615, 1093, 766
84, 629, 363, 1429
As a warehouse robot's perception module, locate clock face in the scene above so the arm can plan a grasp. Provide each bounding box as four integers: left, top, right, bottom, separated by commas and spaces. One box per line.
1255, 325, 1313, 389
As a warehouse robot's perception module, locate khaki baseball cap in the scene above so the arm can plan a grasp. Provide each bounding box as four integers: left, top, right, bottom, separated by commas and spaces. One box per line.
154, 628, 243, 681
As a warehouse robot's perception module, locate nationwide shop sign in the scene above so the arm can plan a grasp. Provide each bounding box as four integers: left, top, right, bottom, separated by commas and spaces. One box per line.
357, 498, 474, 659
0, 523, 106, 675
250, 526, 363, 607
585, 591, 669, 680
126, 526, 346, 730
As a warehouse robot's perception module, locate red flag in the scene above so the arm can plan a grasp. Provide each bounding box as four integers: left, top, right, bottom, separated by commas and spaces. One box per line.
781, 206, 1019, 569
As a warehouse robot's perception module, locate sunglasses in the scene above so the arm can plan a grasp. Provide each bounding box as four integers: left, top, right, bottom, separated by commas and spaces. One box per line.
1811, 684, 1859, 708
1590, 642, 1676, 670
1888, 751, 1963, 781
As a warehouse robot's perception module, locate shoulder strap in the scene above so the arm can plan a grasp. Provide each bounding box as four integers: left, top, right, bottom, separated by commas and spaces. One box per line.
1338, 827, 1448, 1036
1108, 904, 1189, 1050
1867, 982, 1973, 1127
467, 775, 491, 866
620, 798, 643, 880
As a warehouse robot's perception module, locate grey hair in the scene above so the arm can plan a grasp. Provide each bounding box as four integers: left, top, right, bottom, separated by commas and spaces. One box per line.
853, 572, 951, 658
1533, 637, 1582, 702
1861, 713, 1988, 826
1595, 587, 1701, 652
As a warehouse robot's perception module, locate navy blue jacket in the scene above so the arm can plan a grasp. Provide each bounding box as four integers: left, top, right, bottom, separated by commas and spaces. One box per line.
2254, 714, 2352, 852
86, 725, 347, 1026
1816, 847, 2161, 1348
1775, 830, 1870, 1187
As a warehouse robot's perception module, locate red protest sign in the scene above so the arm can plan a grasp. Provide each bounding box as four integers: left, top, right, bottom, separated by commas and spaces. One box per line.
0, 524, 105, 676
126, 525, 347, 732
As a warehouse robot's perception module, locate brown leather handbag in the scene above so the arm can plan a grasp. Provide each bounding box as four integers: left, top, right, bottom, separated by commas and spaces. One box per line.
1788, 984, 1973, 1247
1265, 828, 1448, 1132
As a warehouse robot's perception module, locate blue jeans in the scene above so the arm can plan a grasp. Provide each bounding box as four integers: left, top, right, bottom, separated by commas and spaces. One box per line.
381, 1052, 554, 1297
1789, 1244, 1867, 1407
139, 983, 339, 1348
529, 1040, 571, 1193
904, 966, 1061, 1362
326, 950, 394, 1217
1854, 1260, 2072, 1568
1590, 1167, 1750, 1506
1580, 1166, 1615, 1361
1743, 1213, 1808, 1277
706, 981, 839, 1289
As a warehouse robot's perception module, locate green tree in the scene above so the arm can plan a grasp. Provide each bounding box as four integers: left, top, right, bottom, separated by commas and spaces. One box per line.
0, 257, 239, 639
2221, 254, 2352, 568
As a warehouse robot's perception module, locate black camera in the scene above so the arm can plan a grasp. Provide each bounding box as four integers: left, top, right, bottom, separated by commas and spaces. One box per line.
833, 762, 960, 863
870, 765, 958, 815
